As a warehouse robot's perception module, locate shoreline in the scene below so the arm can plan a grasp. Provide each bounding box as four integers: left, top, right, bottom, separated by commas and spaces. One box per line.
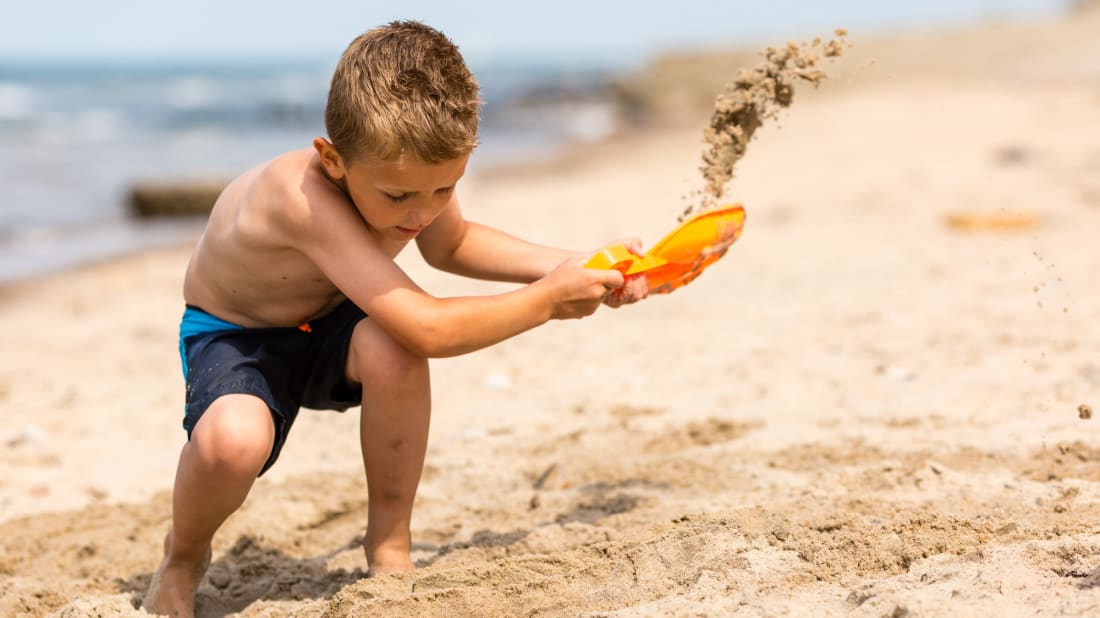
0, 219, 205, 293
9, 4, 1097, 291
0, 119, 692, 293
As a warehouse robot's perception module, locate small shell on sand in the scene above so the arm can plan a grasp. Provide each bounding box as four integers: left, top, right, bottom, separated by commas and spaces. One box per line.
943, 211, 1041, 232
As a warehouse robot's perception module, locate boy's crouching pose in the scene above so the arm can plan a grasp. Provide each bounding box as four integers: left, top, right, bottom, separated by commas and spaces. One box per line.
142, 20, 647, 617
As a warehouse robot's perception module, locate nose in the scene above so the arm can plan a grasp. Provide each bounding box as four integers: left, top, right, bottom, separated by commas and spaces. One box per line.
412, 196, 449, 227
410, 205, 436, 228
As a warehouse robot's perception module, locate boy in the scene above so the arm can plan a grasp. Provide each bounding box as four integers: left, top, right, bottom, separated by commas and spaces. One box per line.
142, 20, 647, 616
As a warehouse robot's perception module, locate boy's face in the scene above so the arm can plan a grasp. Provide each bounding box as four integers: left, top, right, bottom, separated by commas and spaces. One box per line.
314, 138, 469, 242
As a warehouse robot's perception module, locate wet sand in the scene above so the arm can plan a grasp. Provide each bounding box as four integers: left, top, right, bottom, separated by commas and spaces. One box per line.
2, 8, 1100, 616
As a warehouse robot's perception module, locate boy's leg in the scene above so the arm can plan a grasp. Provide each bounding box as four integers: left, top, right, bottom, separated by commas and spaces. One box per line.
143, 394, 275, 616
345, 318, 431, 575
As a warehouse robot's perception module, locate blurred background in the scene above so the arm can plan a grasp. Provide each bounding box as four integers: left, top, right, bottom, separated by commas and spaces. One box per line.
0, 0, 1078, 283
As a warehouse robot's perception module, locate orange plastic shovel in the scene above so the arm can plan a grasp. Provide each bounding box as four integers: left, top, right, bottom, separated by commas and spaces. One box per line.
585, 204, 746, 294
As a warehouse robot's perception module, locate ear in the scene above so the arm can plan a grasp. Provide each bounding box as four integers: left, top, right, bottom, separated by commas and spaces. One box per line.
313, 137, 347, 181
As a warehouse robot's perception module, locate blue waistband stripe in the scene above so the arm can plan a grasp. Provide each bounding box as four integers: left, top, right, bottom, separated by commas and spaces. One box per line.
179, 306, 244, 378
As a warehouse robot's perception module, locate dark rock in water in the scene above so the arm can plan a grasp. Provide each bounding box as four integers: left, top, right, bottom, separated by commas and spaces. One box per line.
128, 180, 228, 218
1074, 0, 1100, 14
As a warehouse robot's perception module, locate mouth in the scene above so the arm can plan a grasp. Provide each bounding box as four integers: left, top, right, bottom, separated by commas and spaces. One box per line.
396, 226, 422, 236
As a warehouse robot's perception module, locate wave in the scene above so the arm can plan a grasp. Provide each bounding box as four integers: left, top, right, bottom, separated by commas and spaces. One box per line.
0, 81, 34, 119
0, 59, 625, 282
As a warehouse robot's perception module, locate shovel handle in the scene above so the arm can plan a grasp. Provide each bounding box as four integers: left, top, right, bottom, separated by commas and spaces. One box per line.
584, 244, 637, 273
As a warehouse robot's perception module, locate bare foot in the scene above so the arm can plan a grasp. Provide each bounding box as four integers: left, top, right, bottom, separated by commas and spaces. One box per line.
141, 533, 212, 617
364, 544, 414, 577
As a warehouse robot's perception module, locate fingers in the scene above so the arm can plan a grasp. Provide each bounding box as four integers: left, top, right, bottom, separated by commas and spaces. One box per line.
602, 274, 649, 308
592, 237, 645, 257
548, 254, 650, 318
622, 237, 645, 256
625, 274, 649, 300
597, 268, 625, 290
603, 290, 625, 308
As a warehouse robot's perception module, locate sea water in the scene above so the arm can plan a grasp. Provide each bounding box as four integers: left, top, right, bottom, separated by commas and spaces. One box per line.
0, 59, 621, 283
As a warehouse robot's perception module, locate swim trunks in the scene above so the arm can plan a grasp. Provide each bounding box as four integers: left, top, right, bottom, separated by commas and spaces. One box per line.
178, 300, 366, 475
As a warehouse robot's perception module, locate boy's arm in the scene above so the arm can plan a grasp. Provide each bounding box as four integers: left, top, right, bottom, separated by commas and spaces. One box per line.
416, 197, 577, 283
294, 191, 624, 359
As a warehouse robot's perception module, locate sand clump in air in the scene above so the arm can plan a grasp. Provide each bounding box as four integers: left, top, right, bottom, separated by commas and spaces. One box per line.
685, 29, 849, 220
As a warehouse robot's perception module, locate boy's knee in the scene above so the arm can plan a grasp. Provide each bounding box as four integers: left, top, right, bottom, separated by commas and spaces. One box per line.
348, 319, 427, 386
190, 396, 274, 479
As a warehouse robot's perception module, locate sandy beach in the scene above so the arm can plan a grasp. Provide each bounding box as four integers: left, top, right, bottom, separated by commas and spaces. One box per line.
3, 7, 1100, 616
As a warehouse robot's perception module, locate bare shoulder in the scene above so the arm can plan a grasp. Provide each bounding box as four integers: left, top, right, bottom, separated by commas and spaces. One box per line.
241, 151, 324, 239
248, 150, 362, 245
184, 148, 359, 325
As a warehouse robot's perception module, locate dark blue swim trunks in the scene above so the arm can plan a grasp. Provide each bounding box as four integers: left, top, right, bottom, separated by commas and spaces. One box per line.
178, 300, 366, 475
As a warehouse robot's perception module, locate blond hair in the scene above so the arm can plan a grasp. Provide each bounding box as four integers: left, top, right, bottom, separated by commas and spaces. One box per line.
325, 21, 480, 164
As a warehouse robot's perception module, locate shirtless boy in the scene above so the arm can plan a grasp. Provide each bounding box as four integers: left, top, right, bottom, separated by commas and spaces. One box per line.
142, 20, 647, 616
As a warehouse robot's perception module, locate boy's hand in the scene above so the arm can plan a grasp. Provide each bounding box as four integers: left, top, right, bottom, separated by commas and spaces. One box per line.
603, 274, 648, 308
602, 237, 649, 309
541, 258, 625, 320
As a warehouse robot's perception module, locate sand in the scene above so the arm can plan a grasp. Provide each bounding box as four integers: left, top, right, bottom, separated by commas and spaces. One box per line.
692, 30, 848, 219
2, 10, 1100, 617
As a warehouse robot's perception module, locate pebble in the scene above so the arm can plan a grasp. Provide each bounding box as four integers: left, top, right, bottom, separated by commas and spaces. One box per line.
4, 424, 49, 448
484, 372, 512, 390
208, 569, 230, 589
880, 365, 915, 382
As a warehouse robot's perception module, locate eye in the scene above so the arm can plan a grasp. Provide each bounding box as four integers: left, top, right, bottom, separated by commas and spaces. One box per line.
383, 192, 410, 203
435, 186, 454, 195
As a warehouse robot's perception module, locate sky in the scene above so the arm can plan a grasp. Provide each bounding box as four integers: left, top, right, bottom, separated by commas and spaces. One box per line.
0, 0, 1072, 66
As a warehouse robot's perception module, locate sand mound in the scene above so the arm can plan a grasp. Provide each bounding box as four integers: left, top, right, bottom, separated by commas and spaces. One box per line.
5, 411, 1100, 616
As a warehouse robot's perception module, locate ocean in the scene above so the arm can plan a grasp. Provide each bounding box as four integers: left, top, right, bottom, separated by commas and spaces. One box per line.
0, 59, 623, 283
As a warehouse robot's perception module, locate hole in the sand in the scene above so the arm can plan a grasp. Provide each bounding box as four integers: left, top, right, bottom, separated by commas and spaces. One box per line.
1075, 568, 1100, 589
609, 403, 665, 420
415, 527, 534, 568
462, 528, 530, 549
120, 534, 367, 614
991, 144, 1033, 166
579, 479, 672, 493
1030, 542, 1100, 589
555, 492, 640, 525
645, 417, 760, 452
